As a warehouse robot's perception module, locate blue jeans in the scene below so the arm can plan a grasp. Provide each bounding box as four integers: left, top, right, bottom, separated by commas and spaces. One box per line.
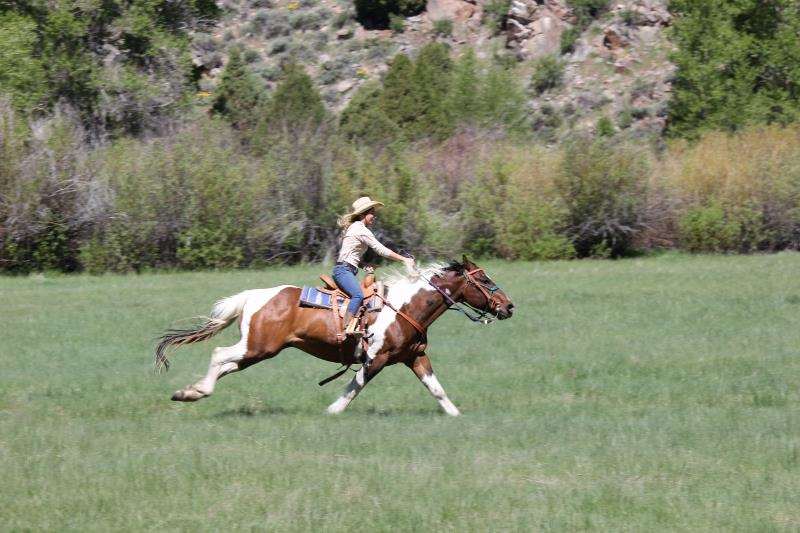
333, 263, 363, 315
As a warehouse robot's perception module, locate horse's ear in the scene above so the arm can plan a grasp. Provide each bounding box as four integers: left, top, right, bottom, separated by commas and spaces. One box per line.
462, 254, 473, 269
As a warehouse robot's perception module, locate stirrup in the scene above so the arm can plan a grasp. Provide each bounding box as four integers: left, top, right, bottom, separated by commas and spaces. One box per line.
345, 317, 363, 337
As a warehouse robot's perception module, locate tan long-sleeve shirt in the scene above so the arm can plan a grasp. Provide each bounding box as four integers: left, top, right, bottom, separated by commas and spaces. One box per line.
337, 220, 393, 268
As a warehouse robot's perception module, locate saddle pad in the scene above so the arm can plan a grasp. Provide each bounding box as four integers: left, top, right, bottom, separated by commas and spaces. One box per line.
299, 286, 346, 310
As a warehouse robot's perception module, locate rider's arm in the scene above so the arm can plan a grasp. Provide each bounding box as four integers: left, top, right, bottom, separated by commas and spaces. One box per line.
357, 227, 416, 271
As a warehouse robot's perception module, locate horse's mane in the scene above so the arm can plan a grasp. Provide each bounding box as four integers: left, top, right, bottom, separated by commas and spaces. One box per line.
382, 260, 462, 287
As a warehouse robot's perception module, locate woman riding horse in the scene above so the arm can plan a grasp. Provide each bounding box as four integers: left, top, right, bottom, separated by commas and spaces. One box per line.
334, 196, 416, 336
157, 256, 514, 415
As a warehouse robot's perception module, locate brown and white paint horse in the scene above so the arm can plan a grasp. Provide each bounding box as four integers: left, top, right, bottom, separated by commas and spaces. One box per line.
155, 256, 514, 416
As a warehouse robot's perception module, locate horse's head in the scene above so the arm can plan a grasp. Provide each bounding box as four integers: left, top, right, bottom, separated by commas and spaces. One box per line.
450, 255, 514, 320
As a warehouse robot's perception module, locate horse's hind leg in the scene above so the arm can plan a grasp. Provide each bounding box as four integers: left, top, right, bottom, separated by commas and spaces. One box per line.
171, 342, 247, 402
407, 354, 460, 416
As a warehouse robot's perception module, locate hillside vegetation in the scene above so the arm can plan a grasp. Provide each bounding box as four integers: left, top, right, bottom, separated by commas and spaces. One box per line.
2, 1, 800, 272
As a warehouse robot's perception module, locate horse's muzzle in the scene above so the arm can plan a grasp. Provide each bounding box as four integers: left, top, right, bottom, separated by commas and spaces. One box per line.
497, 302, 514, 320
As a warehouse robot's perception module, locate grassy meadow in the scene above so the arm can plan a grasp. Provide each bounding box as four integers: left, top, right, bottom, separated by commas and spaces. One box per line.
1, 254, 799, 531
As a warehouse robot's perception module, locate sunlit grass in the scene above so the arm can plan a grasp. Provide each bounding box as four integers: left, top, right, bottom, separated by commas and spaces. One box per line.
1, 253, 799, 530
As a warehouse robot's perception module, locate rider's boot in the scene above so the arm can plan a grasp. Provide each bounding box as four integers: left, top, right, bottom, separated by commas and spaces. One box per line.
344, 311, 363, 337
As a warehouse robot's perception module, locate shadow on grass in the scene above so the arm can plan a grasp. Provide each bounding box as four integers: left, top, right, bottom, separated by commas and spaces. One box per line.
362, 405, 445, 417
212, 404, 300, 417
211, 404, 446, 418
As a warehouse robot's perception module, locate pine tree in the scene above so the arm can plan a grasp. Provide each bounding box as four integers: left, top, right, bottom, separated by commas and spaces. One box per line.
339, 81, 401, 144
260, 63, 326, 138
409, 42, 454, 138
211, 48, 265, 131
478, 62, 527, 133
447, 49, 481, 126
380, 53, 418, 130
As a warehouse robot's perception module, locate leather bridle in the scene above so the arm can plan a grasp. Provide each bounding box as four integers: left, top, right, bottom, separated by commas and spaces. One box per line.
423, 267, 505, 324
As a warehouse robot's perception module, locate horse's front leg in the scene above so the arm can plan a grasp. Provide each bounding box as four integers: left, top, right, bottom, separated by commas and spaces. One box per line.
326, 352, 388, 414
407, 353, 461, 416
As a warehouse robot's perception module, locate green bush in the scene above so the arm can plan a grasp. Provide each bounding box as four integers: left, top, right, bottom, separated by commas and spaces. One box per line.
560, 26, 581, 54
596, 116, 615, 137
567, 0, 609, 24
389, 13, 406, 33
530, 55, 564, 94
482, 0, 510, 32
557, 138, 650, 257
678, 203, 740, 253
177, 227, 244, 269
433, 19, 454, 37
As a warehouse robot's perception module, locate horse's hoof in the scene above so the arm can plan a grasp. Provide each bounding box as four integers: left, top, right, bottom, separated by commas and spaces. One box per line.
171, 387, 206, 402
326, 404, 344, 415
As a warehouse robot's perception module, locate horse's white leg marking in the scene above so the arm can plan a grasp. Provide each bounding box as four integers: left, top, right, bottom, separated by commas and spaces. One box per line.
192, 342, 247, 395
326, 367, 367, 414
421, 373, 461, 416
176, 286, 293, 401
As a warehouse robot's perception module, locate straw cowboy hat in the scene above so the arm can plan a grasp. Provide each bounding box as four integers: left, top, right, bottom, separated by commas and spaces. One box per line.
340, 196, 384, 225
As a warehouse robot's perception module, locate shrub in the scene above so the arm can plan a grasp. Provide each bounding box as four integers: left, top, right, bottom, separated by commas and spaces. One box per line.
678, 203, 741, 253
389, 13, 405, 33
482, 0, 510, 32
617, 108, 633, 129
257, 64, 327, 142
494, 148, 575, 260
567, 0, 609, 24
339, 81, 401, 144
560, 26, 581, 54
243, 48, 261, 63
332, 10, 352, 29
596, 116, 615, 137
663, 125, 800, 251
530, 55, 564, 94
262, 13, 291, 38
556, 138, 650, 257
433, 19, 453, 37
177, 227, 245, 269
289, 10, 322, 30
270, 38, 290, 55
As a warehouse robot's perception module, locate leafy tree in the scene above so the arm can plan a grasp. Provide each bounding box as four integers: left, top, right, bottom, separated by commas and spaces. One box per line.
0, 1, 219, 134
212, 48, 266, 130
668, 0, 800, 137
0, 12, 48, 112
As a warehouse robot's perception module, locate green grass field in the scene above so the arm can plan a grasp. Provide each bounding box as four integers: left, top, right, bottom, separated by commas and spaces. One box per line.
2, 253, 799, 531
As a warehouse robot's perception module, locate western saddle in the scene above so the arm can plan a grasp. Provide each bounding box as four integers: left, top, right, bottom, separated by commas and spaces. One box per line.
316, 268, 385, 342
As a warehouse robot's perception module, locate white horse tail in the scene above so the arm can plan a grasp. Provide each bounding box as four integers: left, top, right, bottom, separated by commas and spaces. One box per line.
154, 291, 250, 372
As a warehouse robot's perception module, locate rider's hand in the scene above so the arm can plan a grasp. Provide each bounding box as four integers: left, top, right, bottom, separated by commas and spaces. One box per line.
404, 257, 418, 277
